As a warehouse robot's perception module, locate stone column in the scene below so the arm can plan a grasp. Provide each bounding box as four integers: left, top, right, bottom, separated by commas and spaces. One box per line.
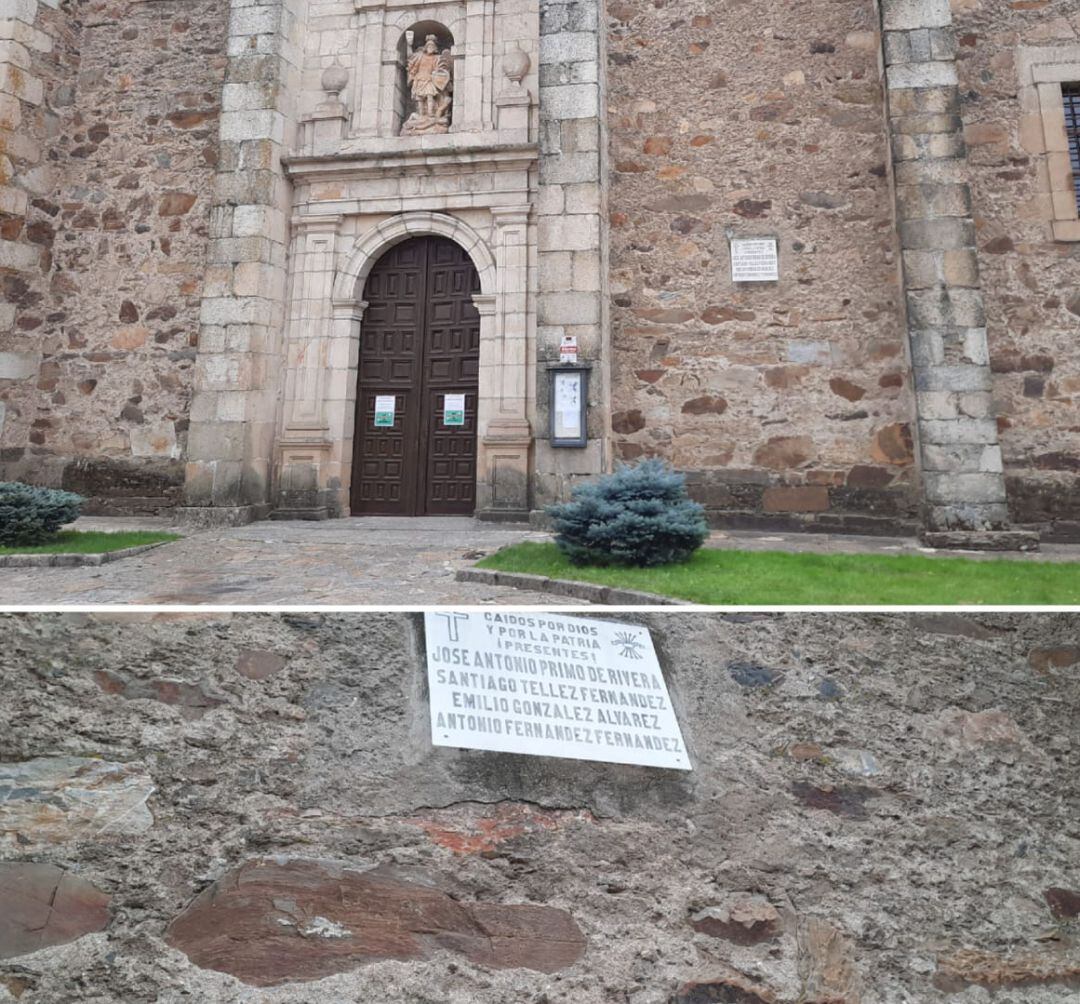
273, 215, 342, 520
476, 205, 533, 517
180, 0, 308, 527
879, 0, 1037, 549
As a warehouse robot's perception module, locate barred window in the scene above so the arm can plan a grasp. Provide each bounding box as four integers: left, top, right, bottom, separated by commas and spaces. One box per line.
1064, 84, 1080, 210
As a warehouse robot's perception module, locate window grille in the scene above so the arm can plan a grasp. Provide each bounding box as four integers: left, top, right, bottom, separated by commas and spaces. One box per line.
1063, 83, 1080, 210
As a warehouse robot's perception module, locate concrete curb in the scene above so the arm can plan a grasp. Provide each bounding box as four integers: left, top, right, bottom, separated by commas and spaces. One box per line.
455, 567, 687, 606
0, 541, 171, 568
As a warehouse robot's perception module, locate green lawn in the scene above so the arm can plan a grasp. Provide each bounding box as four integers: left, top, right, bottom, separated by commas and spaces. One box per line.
477, 541, 1080, 605
0, 530, 179, 556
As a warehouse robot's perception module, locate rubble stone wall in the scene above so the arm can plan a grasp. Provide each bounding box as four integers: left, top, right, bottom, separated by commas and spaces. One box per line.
1, 611, 1078, 1002
605, 1, 919, 534
0, 0, 227, 513
953, 0, 1080, 534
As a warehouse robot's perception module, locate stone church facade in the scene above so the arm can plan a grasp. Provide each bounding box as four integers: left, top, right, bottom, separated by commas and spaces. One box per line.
1, 0, 1079, 540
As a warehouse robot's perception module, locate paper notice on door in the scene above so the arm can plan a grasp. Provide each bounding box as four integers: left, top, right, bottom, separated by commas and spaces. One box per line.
374, 395, 396, 428
444, 393, 465, 427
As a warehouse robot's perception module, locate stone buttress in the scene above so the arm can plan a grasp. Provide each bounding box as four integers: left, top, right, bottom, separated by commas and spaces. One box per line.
878, 0, 1038, 549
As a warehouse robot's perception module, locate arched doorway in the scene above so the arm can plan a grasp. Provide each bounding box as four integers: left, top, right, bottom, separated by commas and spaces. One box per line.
350, 235, 480, 515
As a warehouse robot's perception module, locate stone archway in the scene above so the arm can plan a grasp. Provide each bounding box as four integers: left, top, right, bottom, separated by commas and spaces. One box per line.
349, 234, 482, 516
275, 209, 532, 520
332, 211, 498, 304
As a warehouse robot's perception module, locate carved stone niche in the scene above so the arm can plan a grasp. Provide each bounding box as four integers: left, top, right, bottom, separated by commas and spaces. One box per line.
399, 22, 455, 135
349, 0, 537, 142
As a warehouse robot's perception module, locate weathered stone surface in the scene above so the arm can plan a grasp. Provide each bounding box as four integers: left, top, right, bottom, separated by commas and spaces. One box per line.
763, 486, 830, 513
1028, 647, 1080, 676
908, 614, 1004, 641
0, 863, 110, 959
691, 895, 781, 946
234, 648, 288, 680
0, 757, 154, 846
933, 708, 1024, 751
753, 437, 815, 470
165, 858, 585, 986
919, 530, 1040, 552
933, 949, 1080, 992
670, 974, 775, 1004
682, 395, 727, 416
2, 613, 1079, 1001
611, 409, 646, 434
799, 917, 861, 1004
791, 782, 878, 819
871, 424, 914, 465
94, 672, 222, 718
1045, 888, 1080, 920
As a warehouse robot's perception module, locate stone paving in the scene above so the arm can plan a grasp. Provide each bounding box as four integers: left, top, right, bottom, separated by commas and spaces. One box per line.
2, 517, 1078, 607
0, 517, 585, 607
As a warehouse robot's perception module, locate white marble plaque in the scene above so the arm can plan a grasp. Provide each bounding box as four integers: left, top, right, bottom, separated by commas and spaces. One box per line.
730, 238, 779, 282
424, 611, 691, 770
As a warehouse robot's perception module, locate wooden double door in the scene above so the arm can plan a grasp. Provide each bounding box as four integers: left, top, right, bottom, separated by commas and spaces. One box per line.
350, 236, 480, 516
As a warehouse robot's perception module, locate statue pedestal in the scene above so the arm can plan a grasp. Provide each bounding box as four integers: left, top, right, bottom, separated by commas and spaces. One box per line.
299, 101, 347, 156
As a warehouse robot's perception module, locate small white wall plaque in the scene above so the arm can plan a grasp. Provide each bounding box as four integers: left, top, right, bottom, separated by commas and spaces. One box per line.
424, 611, 691, 770
730, 238, 779, 283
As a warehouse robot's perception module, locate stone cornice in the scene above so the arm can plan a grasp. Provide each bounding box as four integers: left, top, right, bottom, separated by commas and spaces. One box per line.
283, 142, 539, 182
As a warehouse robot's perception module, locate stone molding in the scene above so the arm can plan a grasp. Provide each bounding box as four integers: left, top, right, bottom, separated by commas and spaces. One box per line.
331, 211, 498, 300
1017, 44, 1080, 242
284, 140, 539, 181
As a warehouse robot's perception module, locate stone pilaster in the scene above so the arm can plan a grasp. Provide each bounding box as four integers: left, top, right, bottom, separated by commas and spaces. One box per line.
476, 204, 533, 517
180, 0, 307, 527
532, 0, 608, 510
272, 214, 343, 520
479, 207, 532, 512
879, 0, 1037, 549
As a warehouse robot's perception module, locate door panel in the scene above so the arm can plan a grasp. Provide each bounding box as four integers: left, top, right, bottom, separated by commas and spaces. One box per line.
351, 236, 480, 516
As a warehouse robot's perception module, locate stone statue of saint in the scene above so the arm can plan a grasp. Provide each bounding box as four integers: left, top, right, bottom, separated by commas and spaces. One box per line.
402, 34, 453, 135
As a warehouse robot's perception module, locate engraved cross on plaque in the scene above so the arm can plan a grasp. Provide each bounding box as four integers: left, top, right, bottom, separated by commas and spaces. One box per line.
433, 611, 468, 643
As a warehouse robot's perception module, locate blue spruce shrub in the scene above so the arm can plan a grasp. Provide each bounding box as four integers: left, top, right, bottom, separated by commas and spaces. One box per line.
546, 458, 708, 567
0, 482, 84, 546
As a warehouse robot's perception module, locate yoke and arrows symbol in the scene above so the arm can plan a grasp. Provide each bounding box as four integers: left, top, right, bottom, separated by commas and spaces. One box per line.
613, 631, 645, 660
